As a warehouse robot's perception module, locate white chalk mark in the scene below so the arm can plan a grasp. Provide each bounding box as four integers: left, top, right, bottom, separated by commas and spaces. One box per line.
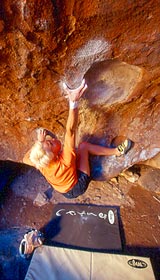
20, 0, 27, 20
74, 39, 110, 59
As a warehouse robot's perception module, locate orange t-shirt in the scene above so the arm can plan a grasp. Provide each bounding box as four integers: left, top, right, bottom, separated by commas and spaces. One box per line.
23, 143, 78, 193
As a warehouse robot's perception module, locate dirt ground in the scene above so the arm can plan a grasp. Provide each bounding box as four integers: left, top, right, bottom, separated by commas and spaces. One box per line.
0, 163, 160, 280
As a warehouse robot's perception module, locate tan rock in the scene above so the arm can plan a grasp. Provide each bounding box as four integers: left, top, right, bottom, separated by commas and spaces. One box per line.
0, 0, 160, 181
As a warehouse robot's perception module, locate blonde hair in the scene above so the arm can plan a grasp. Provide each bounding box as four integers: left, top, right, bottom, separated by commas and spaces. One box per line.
29, 141, 54, 168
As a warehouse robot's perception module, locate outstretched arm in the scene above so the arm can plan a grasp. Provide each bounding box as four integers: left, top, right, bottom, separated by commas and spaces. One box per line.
63, 79, 87, 149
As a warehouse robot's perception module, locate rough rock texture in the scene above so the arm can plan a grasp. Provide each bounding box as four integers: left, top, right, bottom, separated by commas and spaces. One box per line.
0, 0, 160, 180
1, 3, 160, 278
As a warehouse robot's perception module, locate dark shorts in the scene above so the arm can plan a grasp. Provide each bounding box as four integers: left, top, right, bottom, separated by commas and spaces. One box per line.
63, 170, 91, 199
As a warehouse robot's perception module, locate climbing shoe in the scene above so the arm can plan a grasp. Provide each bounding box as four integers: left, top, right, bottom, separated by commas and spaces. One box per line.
117, 139, 132, 155
19, 229, 44, 259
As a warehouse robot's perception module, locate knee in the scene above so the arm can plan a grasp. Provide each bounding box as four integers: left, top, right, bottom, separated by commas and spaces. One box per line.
78, 141, 89, 152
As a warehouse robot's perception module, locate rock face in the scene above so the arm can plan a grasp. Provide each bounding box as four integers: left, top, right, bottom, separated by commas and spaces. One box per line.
0, 0, 160, 179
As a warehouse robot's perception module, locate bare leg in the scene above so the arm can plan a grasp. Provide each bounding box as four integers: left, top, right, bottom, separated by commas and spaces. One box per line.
77, 142, 120, 176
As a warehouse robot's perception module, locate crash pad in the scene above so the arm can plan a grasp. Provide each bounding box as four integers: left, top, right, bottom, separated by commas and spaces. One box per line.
25, 246, 155, 280
42, 204, 122, 251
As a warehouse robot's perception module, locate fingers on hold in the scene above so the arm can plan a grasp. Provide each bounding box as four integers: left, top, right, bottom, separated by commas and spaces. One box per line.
82, 78, 86, 86
83, 83, 88, 91
62, 82, 66, 88
63, 79, 87, 93
80, 83, 88, 95
81, 79, 88, 92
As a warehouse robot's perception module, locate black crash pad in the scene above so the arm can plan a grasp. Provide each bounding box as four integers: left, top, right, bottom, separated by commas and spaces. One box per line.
42, 204, 122, 252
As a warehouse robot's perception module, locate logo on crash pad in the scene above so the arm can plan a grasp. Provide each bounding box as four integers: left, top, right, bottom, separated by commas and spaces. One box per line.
108, 210, 115, 224
128, 259, 147, 269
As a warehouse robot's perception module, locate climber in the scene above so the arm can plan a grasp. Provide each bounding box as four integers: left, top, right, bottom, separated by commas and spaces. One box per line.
23, 79, 132, 199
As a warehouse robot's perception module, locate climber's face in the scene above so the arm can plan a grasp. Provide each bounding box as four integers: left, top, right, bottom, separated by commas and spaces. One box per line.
43, 138, 62, 155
